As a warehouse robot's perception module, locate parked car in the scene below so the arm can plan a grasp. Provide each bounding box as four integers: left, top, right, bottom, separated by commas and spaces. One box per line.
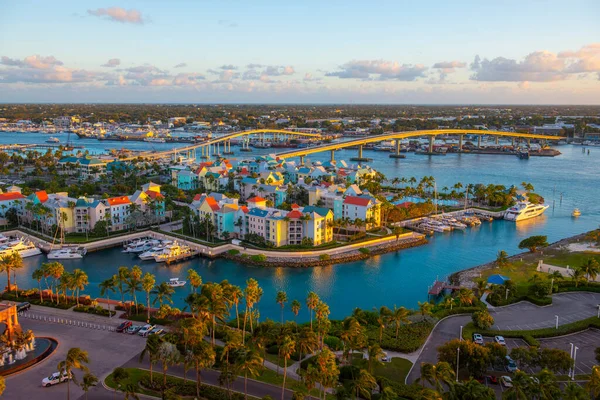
138, 324, 155, 337
486, 375, 499, 385
116, 321, 132, 333
500, 376, 513, 388
495, 335, 506, 346
381, 353, 389, 362
472, 333, 484, 345
16, 302, 31, 312
42, 372, 71, 387
505, 356, 518, 373
150, 328, 164, 336
126, 325, 142, 335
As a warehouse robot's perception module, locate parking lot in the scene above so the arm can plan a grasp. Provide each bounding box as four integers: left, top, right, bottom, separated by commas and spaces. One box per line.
539, 328, 600, 376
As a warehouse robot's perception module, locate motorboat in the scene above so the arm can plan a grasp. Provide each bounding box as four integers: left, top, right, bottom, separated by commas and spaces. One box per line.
46, 137, 60, 143
47, 247, 87, 260
0, 238, 42, 258
504, 201, 549, 222
124, 239, 161, 253
143, 137, 166, 143
154, 242, 193, 263
138, 240, 173, 260
572, 208, 581, 217
166, 278, 186, 288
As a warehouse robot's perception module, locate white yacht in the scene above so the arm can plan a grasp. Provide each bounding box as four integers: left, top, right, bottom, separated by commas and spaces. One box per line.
154, 242, 192, 263
46, 136, 60, 143
138, 241, 173, 261
47, 247, 87, 260
572, 208, 581, 217
143, 137, 166, 143
504, 201, 549, 222
166, 278, 186, 288
0, 238, 42, 258
124, 239, 161, 253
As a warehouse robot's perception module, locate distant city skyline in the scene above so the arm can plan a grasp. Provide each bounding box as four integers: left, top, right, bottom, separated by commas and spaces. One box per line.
1, 0, 599, 104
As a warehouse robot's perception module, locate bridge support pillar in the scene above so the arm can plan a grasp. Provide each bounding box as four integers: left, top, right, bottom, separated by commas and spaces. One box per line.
389, 139, 405, 159
428, 136, 434, 153
495, 136, 499, 145
512, 137, 515, 147
330, 150, 335, 162
459, 135, 463, 151
527, 138, 531, 147
358, 145, 363, 159
300, 155, 305, 165
477, 136, 482, 148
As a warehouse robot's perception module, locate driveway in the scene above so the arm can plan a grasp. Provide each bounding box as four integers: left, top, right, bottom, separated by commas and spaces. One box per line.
406, 292, 600, 384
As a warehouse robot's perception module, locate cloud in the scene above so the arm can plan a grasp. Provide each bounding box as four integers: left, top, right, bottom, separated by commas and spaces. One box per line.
0, 54, 101, 84
87, 7, 145, 24
326, 60, 427, 81
1, 55, 64, 69
246, 63, 263, 69
174, 63, 187, 68
219, 64, 238, 70
101, 58, 121, 68
218, 19, 238, 28
470, 44, 600, 82
303, 73, 321, 83
173, 73, 205, 85
432, 61, 467, 69
263, 65, 295, 76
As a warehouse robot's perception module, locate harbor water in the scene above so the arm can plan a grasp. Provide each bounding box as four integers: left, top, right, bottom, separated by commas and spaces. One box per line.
1, 132, 599, 321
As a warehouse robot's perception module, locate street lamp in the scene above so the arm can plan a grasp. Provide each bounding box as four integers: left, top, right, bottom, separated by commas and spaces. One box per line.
568, 343, 574, 378
555, 315, 559, 330
572, 346, 579, 380
505, 288, 510, 300
597, 304, 600, 318
460, 325, 463, 341
456, 347, 460, 382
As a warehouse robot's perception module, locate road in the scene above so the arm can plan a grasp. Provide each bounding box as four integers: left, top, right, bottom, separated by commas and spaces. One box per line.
406, 292, 600, 384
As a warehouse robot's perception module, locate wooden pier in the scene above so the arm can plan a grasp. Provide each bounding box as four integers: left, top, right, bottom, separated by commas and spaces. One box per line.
428, 280, 461, 296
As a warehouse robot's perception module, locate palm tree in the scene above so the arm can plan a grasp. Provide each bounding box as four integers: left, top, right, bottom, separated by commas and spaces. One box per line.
417, 301, 433, 321
236, 349, 264, 400
158, 341, 180, 389
187, 269, 202, 293
80, 372, 98, 400
417, 362, 454, 392
0, 252, 23, 295
57, 347, 90, 400
139, 334, 162, 383
151, 282, 175, 307
474, 279, 488, 298
111, 367, 129, 398
562, 381, 588, 400
291, 299, 301, 324
191, 340, 215, 398
366, 344, 385, 374
503, 370, 530, 400
279, 336, 296, 400
457, 288, 475, 306
495, 250, 509, 268
391, 305, 410, 339
296, 327, 318, 363
123, 383, 139, 400
71, 269, 88, 307
571, 267, 586, 288
580, 258, 600, 282
243, 278, 263, 340
99, 275, 117, 317
229, 284, 243, 329
276, 290, 288, 324
116, 266, 130, 305
587, 365, 600, 399
306, 291, 320, 331
352, 369, 377, 399
141, 272, 155, 322
127, 265, 142, 314
32, 266, 45, 302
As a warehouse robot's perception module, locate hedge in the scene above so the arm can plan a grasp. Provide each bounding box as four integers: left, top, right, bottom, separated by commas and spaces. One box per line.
432, 305, 485, 319
140, 374, 245, 400
73, 305, 115, 317
488, 294, 552, 307
462, 316, 600, 347
1, 292, 76, 310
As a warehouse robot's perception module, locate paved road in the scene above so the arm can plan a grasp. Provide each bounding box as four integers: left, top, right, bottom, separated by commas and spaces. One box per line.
406, 292, 600, 384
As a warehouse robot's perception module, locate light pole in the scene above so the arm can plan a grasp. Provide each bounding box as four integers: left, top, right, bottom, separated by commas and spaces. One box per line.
597, 304, 600, 318
505, 288, 510, 300
456, 347, 460, 382
568, 343, 574, 378
572, 346, 579, 380
555, 315, 559, 330
550, 278, 554, 295
460, 325, 463, 341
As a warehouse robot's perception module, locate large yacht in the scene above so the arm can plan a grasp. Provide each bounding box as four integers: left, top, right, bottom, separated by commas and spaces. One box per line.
0, 238, 42, 258
47, 247, 87, 260
504, 201, 549, 222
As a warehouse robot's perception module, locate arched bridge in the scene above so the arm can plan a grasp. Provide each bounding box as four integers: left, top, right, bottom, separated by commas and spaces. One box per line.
274, 129, 565, 162
116, 128, 322, 161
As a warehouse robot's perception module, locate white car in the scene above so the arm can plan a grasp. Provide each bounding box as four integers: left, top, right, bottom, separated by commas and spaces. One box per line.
500, 376, 513, 388
42, 371, 71, 387
495, 335, 506, 346
472, 333, 484, 345
381, 353, 389, 362
138, 324, 155, 337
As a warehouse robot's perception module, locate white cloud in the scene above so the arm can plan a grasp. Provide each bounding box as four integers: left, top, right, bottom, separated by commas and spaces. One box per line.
102, 58, 121, 68
174, 63, 187, 68
326, 60, 427, 81
87, 7, 145, 24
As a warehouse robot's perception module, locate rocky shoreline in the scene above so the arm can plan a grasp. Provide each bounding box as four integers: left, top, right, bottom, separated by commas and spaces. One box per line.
223, 236, 429, 267
450, 230, 593, 288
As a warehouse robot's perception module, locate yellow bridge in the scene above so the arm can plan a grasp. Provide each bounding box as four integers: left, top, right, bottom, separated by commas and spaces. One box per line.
116, 129, 322, 162
274, 129, 565, 162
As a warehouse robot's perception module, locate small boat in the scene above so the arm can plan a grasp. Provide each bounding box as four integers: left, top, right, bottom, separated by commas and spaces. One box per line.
143, 137, 166, 143
154, 243, 193, 263
0, 238, 42, 258
517, 149, 529, 159
572, 208, 581, 217
46, 136, 60, 143
124, 239, 161, 253
166, 278, 186, 288
47, 247, 87, 260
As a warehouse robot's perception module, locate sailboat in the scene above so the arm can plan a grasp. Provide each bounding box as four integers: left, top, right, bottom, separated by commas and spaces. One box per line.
47, 217, 87, 259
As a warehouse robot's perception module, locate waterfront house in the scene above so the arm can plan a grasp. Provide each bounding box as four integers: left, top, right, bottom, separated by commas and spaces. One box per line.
102, 196, 131, 231
58, 156, 106, 180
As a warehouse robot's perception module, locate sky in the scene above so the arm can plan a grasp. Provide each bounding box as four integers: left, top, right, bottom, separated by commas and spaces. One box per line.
0, 0, 599, 104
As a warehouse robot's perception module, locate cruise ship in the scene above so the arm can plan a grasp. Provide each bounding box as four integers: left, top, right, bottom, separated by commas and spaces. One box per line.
504, 201, 549, 222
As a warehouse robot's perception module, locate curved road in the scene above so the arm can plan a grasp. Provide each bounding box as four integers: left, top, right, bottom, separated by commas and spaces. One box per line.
406, 292, 600, 384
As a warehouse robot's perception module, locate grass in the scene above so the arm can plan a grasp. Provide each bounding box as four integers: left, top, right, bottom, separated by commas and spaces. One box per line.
543, 252, 600, 268
351, 357, 413, 383
264, 352, 287, 368
105, 368, 157, 397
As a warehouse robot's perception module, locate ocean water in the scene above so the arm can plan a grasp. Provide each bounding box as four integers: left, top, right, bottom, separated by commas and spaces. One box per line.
2, 132, 599, 321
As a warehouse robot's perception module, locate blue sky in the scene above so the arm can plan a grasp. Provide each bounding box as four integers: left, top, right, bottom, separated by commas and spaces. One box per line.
1, 0, 599, 103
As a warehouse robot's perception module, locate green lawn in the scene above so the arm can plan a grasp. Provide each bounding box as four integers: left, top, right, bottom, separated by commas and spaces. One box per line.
351, 357, 413, 383
105, 368, 158, 397
264, 352, 287, 368
543, 252, 600, 268
480, 260, 539, 286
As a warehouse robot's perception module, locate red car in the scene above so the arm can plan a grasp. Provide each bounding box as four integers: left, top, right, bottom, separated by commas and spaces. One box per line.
116, 321, 132, 333
486, 375, 499, 385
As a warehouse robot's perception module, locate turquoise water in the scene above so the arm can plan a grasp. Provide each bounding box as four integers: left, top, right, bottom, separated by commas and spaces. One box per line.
2, 133, 599, 322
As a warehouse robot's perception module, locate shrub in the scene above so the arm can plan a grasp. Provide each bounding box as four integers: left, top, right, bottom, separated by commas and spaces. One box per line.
319, 254, 331, 261
140, 374, 244, 400
529, 281, 552, 298
266, 344, 279, 355
324, 335, 343, 351
228, 249, 240, 256
472, 310, 494, 329
364, 321, 434, 353
358, 247, 370, 255
250, 254, 267, 262
73, 305, 115, 317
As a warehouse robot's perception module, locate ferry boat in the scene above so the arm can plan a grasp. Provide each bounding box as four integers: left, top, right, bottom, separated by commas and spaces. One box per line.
143, 137, 166, 143
0, 238, 42, 258
47, 247, 87, 260
46, 137, 60, 143
504, 201, 549, 222
166, 278, 186, 288
572, 208, 581, 217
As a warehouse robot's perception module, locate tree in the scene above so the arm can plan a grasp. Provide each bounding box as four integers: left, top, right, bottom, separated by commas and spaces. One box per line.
417, 362, 455, 392
140, 334, 162, 384
366, 344, 385, 374
580, 258, 600, 282
502, 370, 530, 400
0, 252, 23, 295
279, 336, 296, 400
187, 269, 202, 293
32, 266, 45, 302
306, 291, 320, 331
417, 301, 433, 321
562, 381, 588, 400
117, 266, 130, 305
127, 265, 143, 314
80, 372, 98, 400
158, 341, 180, 389
99, 275, 117, 317
141, 272, 155, 322
57, 347, 90, 400
391, 305, 410, 339
445, 378, 495, 400
352, 369, 377, 399
291, 299, 301, 323
276, 290, 288, 324
313, 349, 339, 400
588, 366, 600, 399
236, 349, 264, 400
111, 367, 129, 397
472, 310, 494, 329
71, 269, 88, 307
518, 235, 549, 253
152, 282, 175, 307
191, 340, 215, 398
495, 250, 510, 268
